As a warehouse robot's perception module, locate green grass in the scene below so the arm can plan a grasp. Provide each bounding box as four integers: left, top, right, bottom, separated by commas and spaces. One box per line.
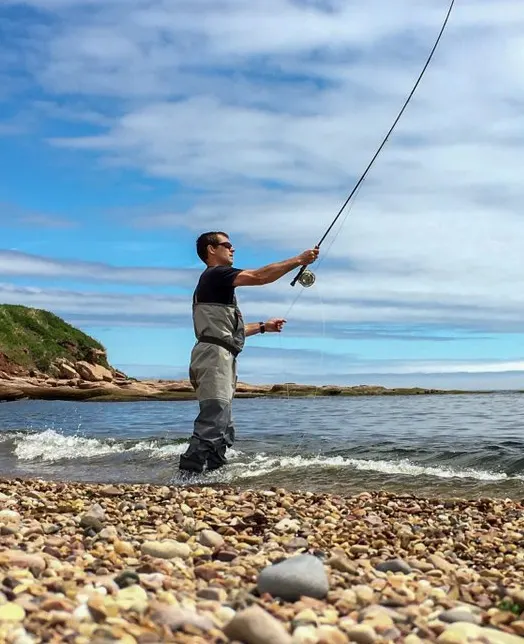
0, 304, 109, 374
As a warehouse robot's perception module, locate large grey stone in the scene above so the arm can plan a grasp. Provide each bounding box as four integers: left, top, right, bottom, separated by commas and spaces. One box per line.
257, 554, 329, 602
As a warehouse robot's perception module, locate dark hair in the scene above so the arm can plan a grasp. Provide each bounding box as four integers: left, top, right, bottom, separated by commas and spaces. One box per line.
196, 231, 229, 263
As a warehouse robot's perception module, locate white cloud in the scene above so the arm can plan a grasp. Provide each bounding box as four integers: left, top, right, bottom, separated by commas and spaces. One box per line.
119, 348, 524, 389
0, 282, 190, 321
2, 0, 524, 378
0, 249, 198, 286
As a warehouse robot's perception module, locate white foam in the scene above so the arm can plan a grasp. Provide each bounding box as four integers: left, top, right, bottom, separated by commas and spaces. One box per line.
12, 429, 243, 462
204, 452, 517, 483
149, 444, 243, 459
14, 429, 124, 461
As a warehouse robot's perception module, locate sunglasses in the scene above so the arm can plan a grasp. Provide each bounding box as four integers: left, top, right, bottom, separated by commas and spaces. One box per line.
215, 241, 234, 250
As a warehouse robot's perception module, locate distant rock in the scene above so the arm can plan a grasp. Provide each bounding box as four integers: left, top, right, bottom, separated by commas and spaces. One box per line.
57, 362, 78, 380
75, 361, 113, 382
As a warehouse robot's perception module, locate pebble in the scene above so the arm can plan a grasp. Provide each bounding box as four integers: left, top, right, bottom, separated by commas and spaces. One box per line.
354, 585, 375, 605
0, 551, 46, 575
327, 555, 359, 574
114, 570, 140, 588
140, 539, 190, 559
199, 529, 225, 549
99, 525, 118, 540
438, 623, 524, 644
149, 603, 215, 631
1, 480, 524, 643
428, 553, 455, 573
79, 503, 106, 530
114, 539, 135, 556
0, 602, 26, 622
258, 554, 329, 601
196, 586, 227, 601
344, 624, 377, 644
317, 625, 349, 643
439, 607, 481, 625
375, 558, 413, 574
292, 624, 318, 643
0, 510, 21, 525
286, 537, 309, 551
115, 585, 148, 612
224, 604, 293, 644
275, 518, 301, 533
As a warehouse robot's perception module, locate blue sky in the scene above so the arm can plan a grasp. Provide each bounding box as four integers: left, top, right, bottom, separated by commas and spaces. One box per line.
1, 0, 524, 389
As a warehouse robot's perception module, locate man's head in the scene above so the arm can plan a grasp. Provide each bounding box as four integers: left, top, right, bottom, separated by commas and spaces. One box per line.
196, 231, 235, 266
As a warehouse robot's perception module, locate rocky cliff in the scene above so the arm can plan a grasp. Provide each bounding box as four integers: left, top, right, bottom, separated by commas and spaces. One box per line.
0, 304, 133, 400
0, 305, 116, 376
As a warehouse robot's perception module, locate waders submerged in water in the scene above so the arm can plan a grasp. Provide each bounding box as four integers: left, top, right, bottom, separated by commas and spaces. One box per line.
179, 266, 245, 473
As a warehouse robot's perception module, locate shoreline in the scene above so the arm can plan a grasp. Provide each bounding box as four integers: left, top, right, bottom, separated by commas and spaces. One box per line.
0, 374, 513, 403
1, 477, 524, 643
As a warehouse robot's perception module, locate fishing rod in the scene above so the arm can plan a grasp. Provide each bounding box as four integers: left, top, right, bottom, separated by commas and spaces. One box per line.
291, 0, 456, 288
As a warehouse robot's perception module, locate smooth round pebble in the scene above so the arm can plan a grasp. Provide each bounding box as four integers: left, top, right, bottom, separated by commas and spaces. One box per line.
258, 554, 329, 602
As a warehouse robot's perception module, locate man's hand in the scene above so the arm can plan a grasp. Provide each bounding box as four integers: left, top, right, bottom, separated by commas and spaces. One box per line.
297, 246, 319, 266
265, 318, 287, 333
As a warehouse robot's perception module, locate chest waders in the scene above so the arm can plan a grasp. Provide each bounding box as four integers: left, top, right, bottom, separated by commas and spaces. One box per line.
179, 293, 245, 473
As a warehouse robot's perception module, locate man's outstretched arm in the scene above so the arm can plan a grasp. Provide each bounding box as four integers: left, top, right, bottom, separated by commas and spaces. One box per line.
233, 248, 318, 287
244, 318, 286, 337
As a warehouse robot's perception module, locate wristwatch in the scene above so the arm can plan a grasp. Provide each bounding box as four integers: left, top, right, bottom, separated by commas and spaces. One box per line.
259, 322, 266, 334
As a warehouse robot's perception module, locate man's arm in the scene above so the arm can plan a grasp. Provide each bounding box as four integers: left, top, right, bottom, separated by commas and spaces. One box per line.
233, 248, 319, 287
244, 322, 264, 337
245, 318, 286, 336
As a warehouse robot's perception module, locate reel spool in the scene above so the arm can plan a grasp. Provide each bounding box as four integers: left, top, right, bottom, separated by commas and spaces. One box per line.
297, 268, 316, 287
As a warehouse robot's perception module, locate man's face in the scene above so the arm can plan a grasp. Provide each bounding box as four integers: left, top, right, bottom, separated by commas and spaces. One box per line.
210, 234, 234, 266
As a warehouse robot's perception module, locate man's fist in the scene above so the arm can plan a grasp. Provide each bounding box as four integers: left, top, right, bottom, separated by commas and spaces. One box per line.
265, 318, 287, 333
297, 247, 319, 266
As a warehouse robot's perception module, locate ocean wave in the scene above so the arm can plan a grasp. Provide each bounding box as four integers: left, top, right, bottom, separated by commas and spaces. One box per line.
5, 429, 522, 484
178, 452, 520, 484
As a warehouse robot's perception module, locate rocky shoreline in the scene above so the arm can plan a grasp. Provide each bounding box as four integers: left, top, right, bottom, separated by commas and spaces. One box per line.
1, 479, 524, 643
0, 366, 495, 403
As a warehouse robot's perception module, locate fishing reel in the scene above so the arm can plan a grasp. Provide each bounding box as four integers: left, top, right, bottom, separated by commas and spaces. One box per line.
290, 267, 316, 287
297, 268, 316, 287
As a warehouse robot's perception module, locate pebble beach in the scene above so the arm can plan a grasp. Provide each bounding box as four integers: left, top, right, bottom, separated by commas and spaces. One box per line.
1, 478, 524, 644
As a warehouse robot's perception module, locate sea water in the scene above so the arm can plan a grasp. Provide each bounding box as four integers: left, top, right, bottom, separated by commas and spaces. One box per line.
0, 393, 523, 498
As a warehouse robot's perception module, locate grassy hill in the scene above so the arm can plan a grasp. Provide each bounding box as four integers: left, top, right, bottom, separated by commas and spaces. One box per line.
0, 304, 109, 375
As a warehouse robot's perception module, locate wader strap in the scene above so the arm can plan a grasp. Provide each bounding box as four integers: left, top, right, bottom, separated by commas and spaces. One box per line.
198, 335, 240, 357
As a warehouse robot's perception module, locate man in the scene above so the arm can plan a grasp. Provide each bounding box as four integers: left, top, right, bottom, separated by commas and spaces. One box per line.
179, 231, 319, 474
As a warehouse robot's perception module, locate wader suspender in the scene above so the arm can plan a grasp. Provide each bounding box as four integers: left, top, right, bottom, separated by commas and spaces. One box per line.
193, 293, 240, 358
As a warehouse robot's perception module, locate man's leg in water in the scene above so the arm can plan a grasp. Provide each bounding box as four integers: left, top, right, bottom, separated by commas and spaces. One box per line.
179, 345, 235, 473
206, 357, 236, 471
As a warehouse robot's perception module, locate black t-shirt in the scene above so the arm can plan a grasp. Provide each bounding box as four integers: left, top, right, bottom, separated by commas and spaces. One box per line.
194, 266, 243, 305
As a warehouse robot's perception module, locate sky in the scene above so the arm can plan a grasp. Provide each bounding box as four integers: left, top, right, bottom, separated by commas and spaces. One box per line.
1, 0, 523, 389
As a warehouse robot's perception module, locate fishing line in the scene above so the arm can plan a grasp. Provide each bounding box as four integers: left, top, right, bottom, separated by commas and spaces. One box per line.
290, 0, 456, 290
286, 279, 327, 458
283, 178, 365, 322
279, 179, 364, 429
